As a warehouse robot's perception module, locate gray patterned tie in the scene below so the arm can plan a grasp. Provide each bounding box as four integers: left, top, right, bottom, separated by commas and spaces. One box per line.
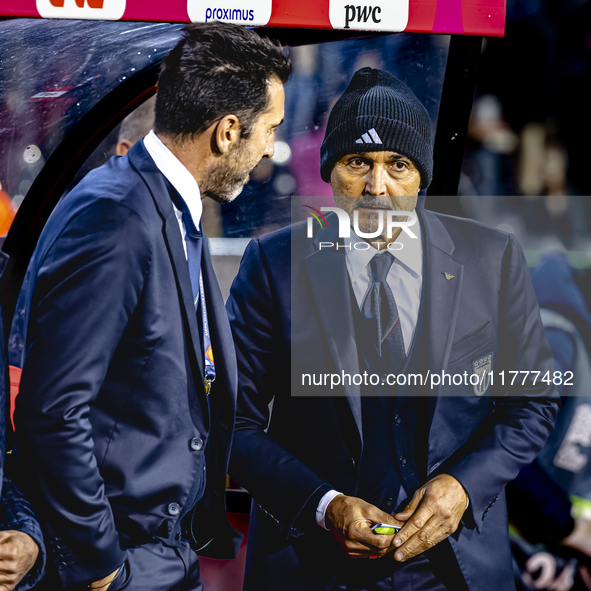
361, 252, 406, 372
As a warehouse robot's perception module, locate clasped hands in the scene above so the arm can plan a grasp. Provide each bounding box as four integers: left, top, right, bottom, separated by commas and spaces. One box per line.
325, 474, 467, 562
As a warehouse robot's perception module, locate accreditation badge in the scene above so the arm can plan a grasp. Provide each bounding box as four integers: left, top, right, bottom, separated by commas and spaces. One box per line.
472, 352, 493, 397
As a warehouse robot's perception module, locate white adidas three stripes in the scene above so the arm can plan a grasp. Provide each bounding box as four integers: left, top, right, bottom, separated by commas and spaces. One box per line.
355, 128, 383, 144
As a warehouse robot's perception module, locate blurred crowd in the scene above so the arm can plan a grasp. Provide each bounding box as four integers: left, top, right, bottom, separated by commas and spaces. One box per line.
459, 0, 591, 246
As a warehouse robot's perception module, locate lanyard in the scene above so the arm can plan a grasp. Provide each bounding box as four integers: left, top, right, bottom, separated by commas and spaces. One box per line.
168, 183, 215, 395
198, 272, 216, 395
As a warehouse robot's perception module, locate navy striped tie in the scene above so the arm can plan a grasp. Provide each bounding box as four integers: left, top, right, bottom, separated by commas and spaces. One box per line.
361, 252, 406, 373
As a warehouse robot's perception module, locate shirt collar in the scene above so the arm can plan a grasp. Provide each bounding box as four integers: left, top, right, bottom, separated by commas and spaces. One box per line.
143, 130, 203, 228
344, 211, 422, 281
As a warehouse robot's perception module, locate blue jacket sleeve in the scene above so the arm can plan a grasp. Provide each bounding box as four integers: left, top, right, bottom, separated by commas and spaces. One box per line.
16, 199, 152, 587
227, 239, 331, 537
446, 235, 560, 530
1, 471, 46, 590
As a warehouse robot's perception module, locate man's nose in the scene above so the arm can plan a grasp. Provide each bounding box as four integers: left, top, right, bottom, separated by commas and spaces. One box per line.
262, 138, 275, 159
364, 166, 387, 196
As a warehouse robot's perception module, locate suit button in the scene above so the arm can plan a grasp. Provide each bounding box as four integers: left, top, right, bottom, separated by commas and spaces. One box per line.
399, 456, 407, 466
386, 498, 393, 507
167, 502, 181, 516
57, 562, 67, 571
190, 437, 204, 451
394, 414, 401, 426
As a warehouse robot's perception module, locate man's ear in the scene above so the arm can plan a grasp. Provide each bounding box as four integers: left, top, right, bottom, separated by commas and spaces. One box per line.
116, 139, 133, 156
213, 114, 241, 155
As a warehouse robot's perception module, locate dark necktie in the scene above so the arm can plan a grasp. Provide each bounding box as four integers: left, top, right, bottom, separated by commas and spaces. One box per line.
361, 252, 406, 373
168, 186, 216, 395
176, 195, 203, 310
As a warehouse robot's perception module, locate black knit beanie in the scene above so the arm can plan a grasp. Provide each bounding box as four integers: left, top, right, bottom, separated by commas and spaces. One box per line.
320, 68, 433, 189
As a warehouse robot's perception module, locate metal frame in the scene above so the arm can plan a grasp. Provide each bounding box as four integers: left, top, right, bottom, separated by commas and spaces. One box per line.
427, 34, 483, 198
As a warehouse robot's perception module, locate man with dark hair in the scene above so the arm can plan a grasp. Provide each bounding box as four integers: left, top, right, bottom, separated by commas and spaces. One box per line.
155, 24, 289, 142
227, 68, 559, 590
12, 22, 289, 591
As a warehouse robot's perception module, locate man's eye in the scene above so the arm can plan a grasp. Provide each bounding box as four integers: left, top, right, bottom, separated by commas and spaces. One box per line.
390, 160, 408, 173
349, 158, 368, 168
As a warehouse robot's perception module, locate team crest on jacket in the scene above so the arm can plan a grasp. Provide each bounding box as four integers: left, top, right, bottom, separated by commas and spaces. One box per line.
472, 352, 493, 396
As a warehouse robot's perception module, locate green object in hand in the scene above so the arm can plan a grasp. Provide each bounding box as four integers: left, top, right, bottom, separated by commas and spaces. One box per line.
371, 523, 400, 535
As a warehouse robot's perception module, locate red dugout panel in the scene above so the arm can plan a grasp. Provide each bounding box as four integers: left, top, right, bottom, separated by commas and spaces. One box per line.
0, 0, 505, 36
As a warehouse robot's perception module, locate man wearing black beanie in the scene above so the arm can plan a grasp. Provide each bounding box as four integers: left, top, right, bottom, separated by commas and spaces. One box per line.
227, 68, 559, 591
320, 67, 433, 189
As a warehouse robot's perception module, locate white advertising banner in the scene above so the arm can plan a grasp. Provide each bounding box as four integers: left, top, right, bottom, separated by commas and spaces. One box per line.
329, 0, 409, 31
188, 0, 272, 26
36, 0, 126, 20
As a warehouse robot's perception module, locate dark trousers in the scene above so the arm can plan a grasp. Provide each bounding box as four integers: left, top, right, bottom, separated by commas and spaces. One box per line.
334, 554, 448, 591
243, 535, 469, 591
333, 543, 469, 591
34, 538, 203, 591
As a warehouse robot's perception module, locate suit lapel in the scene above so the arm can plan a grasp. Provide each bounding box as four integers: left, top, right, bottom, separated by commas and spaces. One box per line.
417, 209, 465, 470
128, 141, 205, 386
421, 209, 464, 385
303, 217, 363, 442
164, 208, 205, 382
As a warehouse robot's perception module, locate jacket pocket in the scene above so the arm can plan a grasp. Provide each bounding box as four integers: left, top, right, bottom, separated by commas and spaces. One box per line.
448, 321, 495, 366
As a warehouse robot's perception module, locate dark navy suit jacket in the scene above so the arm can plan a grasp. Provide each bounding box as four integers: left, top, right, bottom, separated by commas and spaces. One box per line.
12, 141, 240, 588
227, 208, 560, 591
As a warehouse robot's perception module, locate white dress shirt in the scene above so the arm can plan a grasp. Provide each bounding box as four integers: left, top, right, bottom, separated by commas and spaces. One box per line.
143, 130, 202, 258
316, 218, 423, 529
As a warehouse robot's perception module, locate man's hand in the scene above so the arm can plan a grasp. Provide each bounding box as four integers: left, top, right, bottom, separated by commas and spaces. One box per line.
392, 474, 468, 562
325, 495, 404, 559
0, 530, 39, 591
89, 567, 122, 590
